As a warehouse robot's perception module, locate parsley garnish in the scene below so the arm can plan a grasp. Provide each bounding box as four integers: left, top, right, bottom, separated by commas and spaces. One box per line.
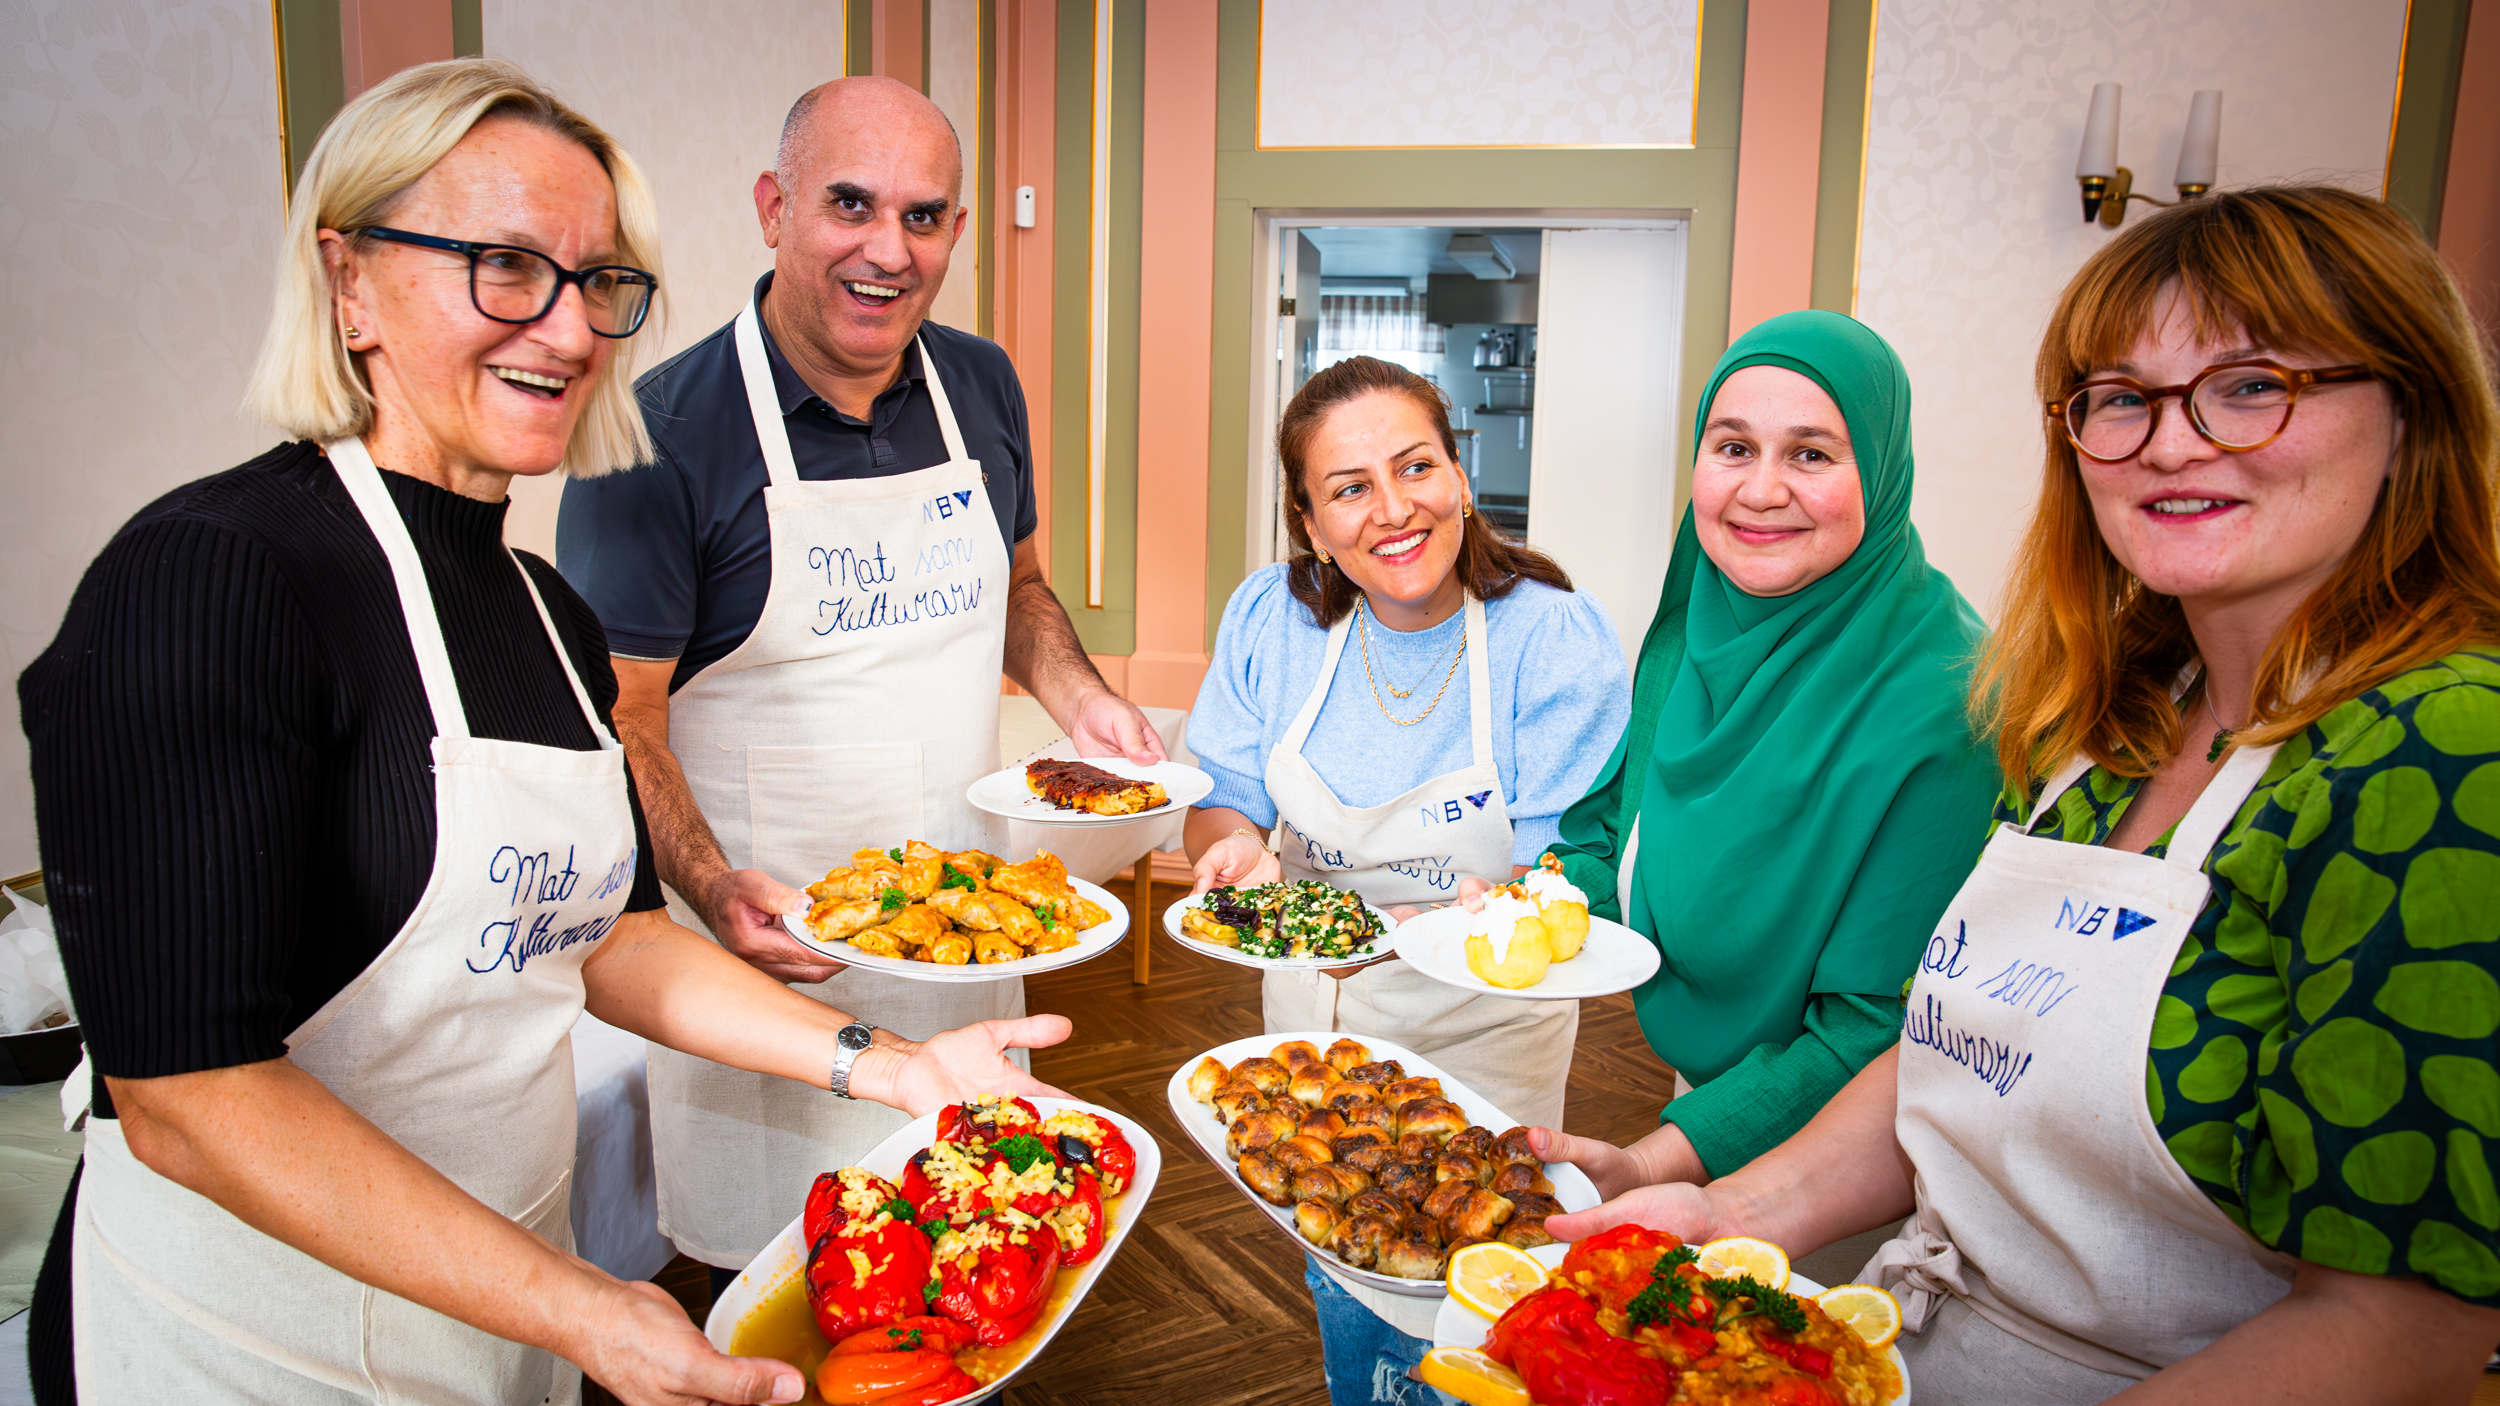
1624, 1247, 1708, 1330
919, 1217, 947, 1241
879, 887, 907, 912
879, 1197, 914, 1222
1715, 1273, 1808, 1335
889, 846, 905, 863
940, 864, 978, 892
921, 1279, 940, 1306
994, 1134, 1051, 1173
886, 1327, 924, 1350
1034, 902, 1057, 931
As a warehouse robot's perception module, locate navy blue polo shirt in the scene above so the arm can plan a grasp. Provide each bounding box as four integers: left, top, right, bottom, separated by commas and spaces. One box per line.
557, 273, 1037, 690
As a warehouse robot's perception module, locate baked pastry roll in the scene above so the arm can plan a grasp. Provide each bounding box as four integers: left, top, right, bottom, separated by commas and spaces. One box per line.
972, 929, 1022, 965
1491, 1162, 1553, 1197
1187, 1056, 1231, 1105
1444, 1126, 1497, 1160
1212, 1079, 1274, 1126
1420, 1179, 1473, 1224
1227, 1109, 1299, 1160
1331, 1128, 1395, 1173
1288, 1065, 1342, 1109
1378, 1237, 1448, 1281
1346, 1190, 1408, 1224
805, 898, 884, 942
1381, 1076, 1444, 1108
1271, 1039, 1324, 1070
1324, 1038, 1371, 1073
1505, 1192, 1565, 1222
1443, 1187, 1516, 1240
1328, 1214, 1395, 1270
927, 888, 1041, 943
1493, 1126, 1541, 1166
1375, 1160, 1436, 1204
1229, 1056, 1293, 1098
1397, 1100, 1469, 1145
1272, 1134, 1334, 1171
1236, 1150, 1290, 1206
1497, 1216, 1556, 1250
1323, 1083, 1383, 1115
1290, 1164, 1372, 1205
1341, 1101, 1399, 1137
1343, 1061, 1405, 1088
1295, 1199, 1343, 1247
1299, 1108, 1350, 1141
925, 929, 972, 965
1435, 1149, 1493, 1188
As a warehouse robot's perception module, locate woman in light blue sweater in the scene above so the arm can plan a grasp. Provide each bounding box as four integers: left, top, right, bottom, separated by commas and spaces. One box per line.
1182, 355, 1630, 1403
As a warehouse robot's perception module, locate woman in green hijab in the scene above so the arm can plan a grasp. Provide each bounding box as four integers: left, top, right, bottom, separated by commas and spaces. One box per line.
1519, 311, 1999, 1198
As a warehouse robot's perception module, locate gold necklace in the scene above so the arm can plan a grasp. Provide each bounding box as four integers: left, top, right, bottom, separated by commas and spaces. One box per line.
1358, 597, 1464, 698
1356, 597, 1466, 726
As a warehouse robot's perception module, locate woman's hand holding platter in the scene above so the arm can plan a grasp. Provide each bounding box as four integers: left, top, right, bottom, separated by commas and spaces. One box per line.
700, 867, 839, 985
1190, 830, 1282, 896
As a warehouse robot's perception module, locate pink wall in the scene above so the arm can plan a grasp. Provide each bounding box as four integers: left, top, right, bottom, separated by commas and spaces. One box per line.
1725, 0, 1828, 339
340, 0, 454, 102
993, 0, 1057, 696
2441, 0, 2500, 335
1126, 0, 1219, 709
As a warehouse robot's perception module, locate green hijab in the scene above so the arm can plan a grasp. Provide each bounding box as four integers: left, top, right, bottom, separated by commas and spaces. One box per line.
1551, 311, 1998, 1086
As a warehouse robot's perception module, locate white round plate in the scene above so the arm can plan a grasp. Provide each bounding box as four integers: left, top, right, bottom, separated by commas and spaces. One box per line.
1430, 1243, 1911, 1403
1164, 1032, 1600, 1298
1161, 890, 1399, 970
1390, 907, 1660, 1000
704, 1096, 1160, 1404
965, 757, 1214, 826
780, 875, 1129, 982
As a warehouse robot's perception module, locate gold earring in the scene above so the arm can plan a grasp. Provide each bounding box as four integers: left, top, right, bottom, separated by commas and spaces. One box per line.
1463, 501, 1473, 518
344, 325, 360, 339
1317, 549, 1334, 565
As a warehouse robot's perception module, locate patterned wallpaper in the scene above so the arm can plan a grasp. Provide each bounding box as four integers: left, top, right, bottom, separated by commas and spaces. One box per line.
1, 0, 285, 873
1255, 0, 1701, 149
482, 0, 850, 558
1853, 0, 2406, 614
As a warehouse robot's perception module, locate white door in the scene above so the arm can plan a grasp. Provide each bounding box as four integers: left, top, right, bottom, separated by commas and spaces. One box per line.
1525, 227, 1688, 659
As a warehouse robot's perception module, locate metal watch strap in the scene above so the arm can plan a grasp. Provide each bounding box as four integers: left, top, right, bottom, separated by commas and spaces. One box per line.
829, 1021, 877, 1099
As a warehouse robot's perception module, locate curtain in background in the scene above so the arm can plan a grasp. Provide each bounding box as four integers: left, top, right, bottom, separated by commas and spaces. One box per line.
1317, 295, 1447, 355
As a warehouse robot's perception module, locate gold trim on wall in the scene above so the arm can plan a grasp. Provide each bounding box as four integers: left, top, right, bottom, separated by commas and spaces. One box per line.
1249, 0, 1706, 152
1086, 0, 1112, 609
270, 0, 292, 209
1851, 0, 1877, 313
2384, 0, 2415, 197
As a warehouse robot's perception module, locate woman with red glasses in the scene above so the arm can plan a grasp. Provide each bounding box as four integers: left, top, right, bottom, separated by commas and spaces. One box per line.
1552, 185, 2500, 1403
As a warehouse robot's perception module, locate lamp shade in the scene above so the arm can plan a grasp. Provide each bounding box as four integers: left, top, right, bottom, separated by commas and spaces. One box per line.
2176, 90, 2222, 188
2077, 82, 2122, 179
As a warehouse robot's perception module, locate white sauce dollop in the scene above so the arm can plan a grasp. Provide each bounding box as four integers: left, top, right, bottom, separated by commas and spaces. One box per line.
1522, 869, 1586, 908
1472, 893, 1542, 967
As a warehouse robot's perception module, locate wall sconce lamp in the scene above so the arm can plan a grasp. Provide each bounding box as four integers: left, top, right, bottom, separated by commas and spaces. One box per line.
2076, 84, 2222, 227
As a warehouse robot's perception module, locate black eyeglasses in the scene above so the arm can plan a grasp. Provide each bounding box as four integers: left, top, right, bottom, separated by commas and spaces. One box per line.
350, 226, 656, 338
2048, 359, 2375, 463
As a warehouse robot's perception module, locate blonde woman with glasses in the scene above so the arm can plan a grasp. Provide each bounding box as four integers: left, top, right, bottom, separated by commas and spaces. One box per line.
19, 59, 1064, 1406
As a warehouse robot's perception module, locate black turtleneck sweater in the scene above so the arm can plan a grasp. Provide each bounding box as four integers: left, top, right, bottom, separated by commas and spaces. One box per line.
19, 440, 665, 1102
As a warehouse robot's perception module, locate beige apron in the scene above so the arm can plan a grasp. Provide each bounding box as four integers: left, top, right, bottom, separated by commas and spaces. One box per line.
1259, 596, 1578, 1338
647, 300, 1023, 1268
71, 438, 636, 1404
1869, 742, 2295, 1400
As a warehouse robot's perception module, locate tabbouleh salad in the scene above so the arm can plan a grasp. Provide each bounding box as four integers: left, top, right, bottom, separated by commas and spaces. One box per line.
1185, 881, 1383, 960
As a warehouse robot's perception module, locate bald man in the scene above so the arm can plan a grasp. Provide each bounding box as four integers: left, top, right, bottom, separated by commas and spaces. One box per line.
557, 77, 1161, 1285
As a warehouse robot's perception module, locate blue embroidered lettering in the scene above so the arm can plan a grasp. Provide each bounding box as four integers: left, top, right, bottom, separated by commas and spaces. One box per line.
1902, 993, 2035, 1097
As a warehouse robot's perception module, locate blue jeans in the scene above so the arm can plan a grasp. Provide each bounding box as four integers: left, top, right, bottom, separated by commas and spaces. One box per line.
1306, 1258, 1455, 1405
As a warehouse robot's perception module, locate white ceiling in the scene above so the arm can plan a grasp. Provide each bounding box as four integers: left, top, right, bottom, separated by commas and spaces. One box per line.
1299, 226, 1543, 280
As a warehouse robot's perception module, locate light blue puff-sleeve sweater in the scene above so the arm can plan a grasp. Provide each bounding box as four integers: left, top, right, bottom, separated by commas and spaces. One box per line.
1188, 565, 1632, 867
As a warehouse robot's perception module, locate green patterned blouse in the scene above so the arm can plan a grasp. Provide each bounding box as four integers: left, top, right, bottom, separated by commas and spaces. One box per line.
2002, 651, 2500, 1306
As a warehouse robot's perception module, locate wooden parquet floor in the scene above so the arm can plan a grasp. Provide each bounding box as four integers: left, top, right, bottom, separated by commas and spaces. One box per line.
593, 873, 1678, 1406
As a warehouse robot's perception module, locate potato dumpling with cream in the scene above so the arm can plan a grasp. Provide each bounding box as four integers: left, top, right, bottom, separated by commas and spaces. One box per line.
1462, 890, 1552, 989
1522, 852, 1589, 961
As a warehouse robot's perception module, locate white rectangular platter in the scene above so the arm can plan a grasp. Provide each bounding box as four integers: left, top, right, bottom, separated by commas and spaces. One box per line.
1164, 1031, 1598, 1298
781, 876, 1129, 983
704, 1097, 1161, 1403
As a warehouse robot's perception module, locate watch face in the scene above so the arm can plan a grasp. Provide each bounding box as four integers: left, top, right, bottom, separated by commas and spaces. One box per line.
839, 1024, 875, 1052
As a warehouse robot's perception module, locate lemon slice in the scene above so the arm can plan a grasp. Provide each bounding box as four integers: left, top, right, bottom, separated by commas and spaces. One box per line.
1695, 1235, 1791, 1291
1816, 1282, 1904, 1350
1418, 1347, 1530, 1406
1446, 1241, 1550, 1321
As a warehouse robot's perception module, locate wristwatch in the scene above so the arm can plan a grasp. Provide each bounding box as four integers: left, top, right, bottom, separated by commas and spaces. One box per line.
829, 1021, 878, 1099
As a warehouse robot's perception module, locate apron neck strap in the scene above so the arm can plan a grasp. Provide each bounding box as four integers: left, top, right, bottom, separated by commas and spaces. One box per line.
914, 334, 972, 465
734, 300, 802, 489
1279, 604, 1356, 754
737, 299, 973, 487
507, 547, 617, 746
1461, 595, 1492, 766
2166, 740, 2280, 870
325, 436, 471, 741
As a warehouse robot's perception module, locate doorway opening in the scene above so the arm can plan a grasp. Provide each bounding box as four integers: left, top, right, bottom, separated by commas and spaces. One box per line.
1248, 213, 1691, 657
